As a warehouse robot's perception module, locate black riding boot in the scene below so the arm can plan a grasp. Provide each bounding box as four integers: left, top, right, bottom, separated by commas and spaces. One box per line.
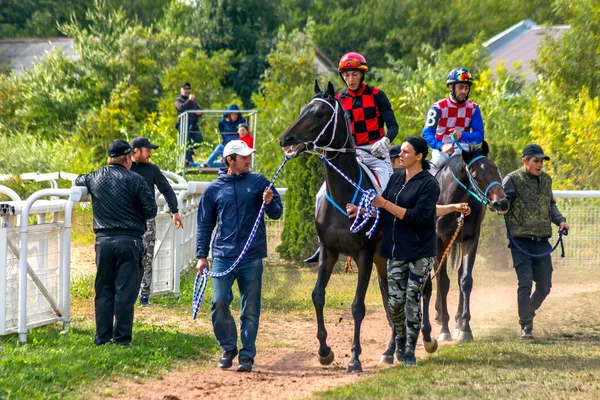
303, 247, 320, 263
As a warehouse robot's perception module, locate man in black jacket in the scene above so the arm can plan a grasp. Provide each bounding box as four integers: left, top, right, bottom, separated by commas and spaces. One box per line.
130, 136, 183, 307
175, 82, 203, 164
75, 139, 157, 346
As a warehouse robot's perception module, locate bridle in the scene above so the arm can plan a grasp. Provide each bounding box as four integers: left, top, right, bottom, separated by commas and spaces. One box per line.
448, 134, 503, 205
303, 97, 354, 154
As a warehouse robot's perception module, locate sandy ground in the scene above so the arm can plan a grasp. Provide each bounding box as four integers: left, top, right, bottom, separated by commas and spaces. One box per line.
68, 244, 600, 400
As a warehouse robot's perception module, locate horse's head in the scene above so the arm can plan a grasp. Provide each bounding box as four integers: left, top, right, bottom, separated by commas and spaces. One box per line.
280, 81, 350, 157
460, 141, 510, 214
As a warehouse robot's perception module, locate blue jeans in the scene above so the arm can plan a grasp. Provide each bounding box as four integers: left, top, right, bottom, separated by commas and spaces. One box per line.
211, 257, 263, 362
204, 144, 224, 167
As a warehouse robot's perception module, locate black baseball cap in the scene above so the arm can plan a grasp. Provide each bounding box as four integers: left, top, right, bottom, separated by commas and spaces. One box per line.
522, 144, 550, 160
107, 140, 132, 157
181, 82, 191, 89
389, 145, 401, 159
131, 137, 159, 150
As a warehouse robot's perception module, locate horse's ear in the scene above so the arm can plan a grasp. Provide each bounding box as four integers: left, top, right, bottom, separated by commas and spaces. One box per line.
481, 140, 489, 156
314, 80, 321, 95
326, 81, 336, 99
462, 148, 471, 165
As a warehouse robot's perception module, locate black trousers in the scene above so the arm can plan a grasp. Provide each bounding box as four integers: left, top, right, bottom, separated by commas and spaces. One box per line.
94, 235, 144, 345
509, 237, 553, 327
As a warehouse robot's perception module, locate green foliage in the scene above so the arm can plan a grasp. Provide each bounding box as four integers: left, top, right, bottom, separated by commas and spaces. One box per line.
286, 0, 560, 70
536, 0, 600, 98
530, 84, 600, 189
0, 0, 171, 38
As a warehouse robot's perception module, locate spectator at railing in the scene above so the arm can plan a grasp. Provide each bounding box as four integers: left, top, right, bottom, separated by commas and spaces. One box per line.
200, 104, 247, 168
237, 123, 254, 149
175, 82, 203, 165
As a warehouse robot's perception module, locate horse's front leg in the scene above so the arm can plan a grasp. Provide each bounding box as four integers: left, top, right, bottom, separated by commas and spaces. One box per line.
375, 254, 397, 364
421, 276, 438, 353
313, 246, 338, 365
455, 239, 478, 342
435, 237, 453, 342
347, 250, 374, 373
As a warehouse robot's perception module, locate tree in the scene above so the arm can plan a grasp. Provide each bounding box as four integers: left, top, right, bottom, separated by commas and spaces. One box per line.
252, 23, 324, 262
535, 0, 600, 98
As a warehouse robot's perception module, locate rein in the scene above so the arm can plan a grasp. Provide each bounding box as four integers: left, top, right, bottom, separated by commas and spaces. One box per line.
431, 214, 465, 280
191, 156, 290, 318
504, 216, 566, 258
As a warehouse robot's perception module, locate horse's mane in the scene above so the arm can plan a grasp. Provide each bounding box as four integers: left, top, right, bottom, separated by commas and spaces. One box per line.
445, 146, 488, 176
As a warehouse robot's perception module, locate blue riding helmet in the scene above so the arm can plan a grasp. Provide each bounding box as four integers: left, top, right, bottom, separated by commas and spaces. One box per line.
446, 68, 473, 86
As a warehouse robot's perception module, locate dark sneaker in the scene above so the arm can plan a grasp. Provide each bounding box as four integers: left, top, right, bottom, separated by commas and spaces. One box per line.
403, 352, 417, 367
237, 359, 253, 373
218, 349, 238, 369
521, 325, 533, 340
303, 248, 320, 263
140, 295, 149, 307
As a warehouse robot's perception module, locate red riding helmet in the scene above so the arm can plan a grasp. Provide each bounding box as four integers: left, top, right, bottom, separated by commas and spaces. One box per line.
338, 52, 369, 73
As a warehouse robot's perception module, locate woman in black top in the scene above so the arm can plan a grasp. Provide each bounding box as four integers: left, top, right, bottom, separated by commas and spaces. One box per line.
348, 136, 445, 366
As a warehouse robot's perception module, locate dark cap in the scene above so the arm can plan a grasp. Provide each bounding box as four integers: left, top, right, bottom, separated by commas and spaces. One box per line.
522, 144, 550, 160
107, 140, 132, 157
131, 137, 159, 150
389, 145, 401, 159
181, 82, 191, 89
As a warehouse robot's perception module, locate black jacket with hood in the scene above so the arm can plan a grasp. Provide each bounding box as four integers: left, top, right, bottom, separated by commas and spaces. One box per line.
380, 169, 440, 261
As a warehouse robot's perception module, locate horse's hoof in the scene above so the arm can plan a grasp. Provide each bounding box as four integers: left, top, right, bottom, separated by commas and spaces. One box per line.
438, 332, 453, 342
453, 329, 461, 339
457, 331, 474, 342
423, 338, 438, 353
347, 360, 362, 373
379, 354, 394, 365
318, 349, 335, 365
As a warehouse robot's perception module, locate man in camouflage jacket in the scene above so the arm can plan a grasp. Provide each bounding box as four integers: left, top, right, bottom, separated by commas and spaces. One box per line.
503, 144, 569, 340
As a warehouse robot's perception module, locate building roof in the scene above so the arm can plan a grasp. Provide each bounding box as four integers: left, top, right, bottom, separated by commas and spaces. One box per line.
313, 46, 336, 74
0, 38, 78, 74
484, 20, 569, 83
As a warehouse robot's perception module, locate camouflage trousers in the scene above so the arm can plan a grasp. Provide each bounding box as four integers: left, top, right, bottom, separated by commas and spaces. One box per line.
140, 218, 156, 297
387, 257, 434, 354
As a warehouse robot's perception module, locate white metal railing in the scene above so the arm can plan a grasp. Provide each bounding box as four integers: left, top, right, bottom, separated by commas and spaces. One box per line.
0, 185, 86, 342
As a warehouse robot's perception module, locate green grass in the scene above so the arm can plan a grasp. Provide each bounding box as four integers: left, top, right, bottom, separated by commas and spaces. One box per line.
0, 320, 218, 400
315, 290, 600, 399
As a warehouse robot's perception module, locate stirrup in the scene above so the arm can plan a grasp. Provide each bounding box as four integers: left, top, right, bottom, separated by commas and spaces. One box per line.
303, 248, 320, 263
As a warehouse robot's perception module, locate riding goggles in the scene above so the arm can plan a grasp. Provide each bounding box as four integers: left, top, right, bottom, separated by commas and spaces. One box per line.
339, 58, 368, 72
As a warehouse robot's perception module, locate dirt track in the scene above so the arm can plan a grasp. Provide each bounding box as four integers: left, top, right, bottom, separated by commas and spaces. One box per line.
84, 258, 600, 400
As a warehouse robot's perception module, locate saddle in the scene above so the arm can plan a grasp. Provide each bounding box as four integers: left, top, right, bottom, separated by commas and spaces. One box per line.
357, 161, 383, 194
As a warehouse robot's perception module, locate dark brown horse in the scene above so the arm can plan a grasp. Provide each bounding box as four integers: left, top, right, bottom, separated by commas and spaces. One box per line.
422, 142, 509, 345
280, 82, 434, 372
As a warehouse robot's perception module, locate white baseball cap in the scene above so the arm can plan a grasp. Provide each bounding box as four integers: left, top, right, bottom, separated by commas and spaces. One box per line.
223, 140, 256, 158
